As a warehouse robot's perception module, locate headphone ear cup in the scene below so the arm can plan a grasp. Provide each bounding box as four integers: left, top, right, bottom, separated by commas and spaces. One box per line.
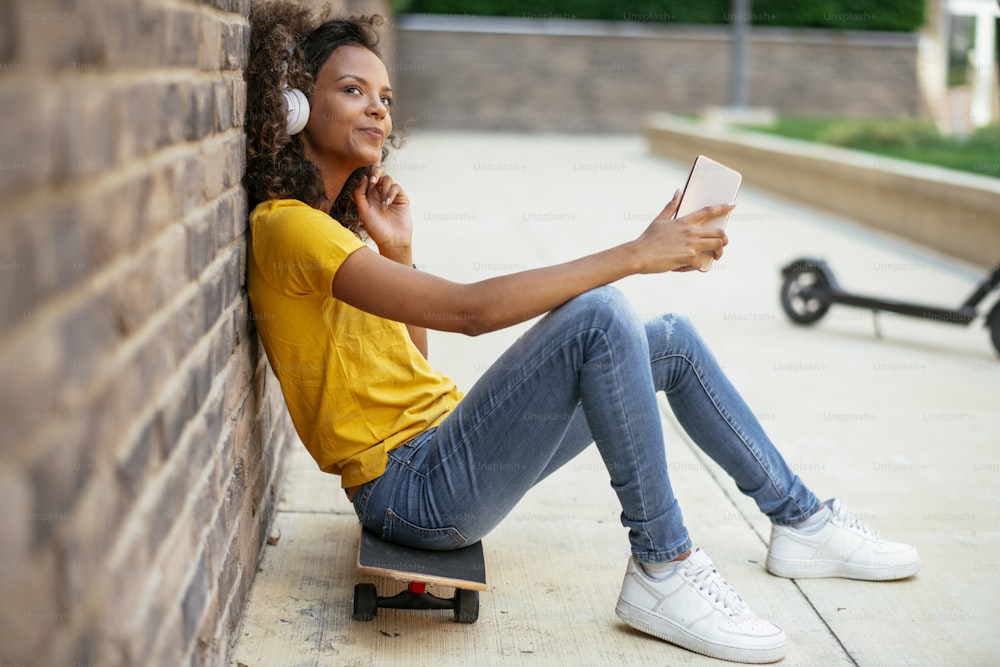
282, 88, 310, 135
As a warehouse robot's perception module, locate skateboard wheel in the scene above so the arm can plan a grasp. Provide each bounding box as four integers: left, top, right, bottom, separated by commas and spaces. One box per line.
353, 583, 378, 621
453, 589, 479, 624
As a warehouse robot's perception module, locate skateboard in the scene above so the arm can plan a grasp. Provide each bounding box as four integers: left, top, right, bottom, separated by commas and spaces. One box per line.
352, 525, 487, 624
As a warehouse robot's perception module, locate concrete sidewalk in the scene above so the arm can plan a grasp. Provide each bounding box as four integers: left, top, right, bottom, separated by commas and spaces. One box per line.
231, 132, 1000, 666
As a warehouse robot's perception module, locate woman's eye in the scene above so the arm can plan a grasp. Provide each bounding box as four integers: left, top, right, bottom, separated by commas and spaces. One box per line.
345, 85, 361, 95
381, 96, 393, 107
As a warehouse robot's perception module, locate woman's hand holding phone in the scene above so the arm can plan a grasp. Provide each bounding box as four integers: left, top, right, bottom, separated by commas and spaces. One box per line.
633, 190, 733, 274
669, 155, 742, 271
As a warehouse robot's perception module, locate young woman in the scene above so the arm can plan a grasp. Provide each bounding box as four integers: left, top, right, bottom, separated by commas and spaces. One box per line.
244, 4, 920, 663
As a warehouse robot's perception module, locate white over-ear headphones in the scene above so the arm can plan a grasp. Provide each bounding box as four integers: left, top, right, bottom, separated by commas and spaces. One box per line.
282, 87, 309, 135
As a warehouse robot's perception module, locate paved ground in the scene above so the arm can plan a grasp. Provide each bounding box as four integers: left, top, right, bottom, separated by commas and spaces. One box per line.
231, 131, 1000, 666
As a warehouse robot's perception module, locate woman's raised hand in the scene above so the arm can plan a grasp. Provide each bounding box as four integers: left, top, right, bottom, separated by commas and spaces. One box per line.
634, 190, 733, 274
353, 164, 413, 259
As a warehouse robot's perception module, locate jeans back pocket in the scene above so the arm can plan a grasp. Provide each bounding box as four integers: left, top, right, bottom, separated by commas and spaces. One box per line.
381, 508, 468, 551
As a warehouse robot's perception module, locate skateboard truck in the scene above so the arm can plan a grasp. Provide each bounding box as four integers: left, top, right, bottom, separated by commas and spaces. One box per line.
352, 581, 480, 623
353, 526, 486, 624
779, 257, 1000, 355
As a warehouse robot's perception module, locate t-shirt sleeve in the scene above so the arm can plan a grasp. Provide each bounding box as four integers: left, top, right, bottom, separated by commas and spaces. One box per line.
252, 202, 367, 296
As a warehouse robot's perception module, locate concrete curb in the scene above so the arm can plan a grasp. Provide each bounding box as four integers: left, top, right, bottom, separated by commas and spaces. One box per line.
643, 112, 1000, 268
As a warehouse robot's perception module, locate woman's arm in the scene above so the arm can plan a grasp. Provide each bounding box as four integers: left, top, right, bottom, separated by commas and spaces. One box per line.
352, 168, 427, 356
337, 179, 732, 337
377, 245, 428, 357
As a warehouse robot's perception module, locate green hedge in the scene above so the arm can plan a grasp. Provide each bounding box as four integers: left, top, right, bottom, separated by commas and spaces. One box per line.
397, 0, 926, 32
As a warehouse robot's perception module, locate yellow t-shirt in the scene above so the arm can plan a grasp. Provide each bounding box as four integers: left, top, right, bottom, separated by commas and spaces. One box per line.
247, 199, 463, 487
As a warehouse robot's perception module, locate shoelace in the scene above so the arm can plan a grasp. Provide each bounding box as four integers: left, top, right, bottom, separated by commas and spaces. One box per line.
831, 501, 881, 539
681, 556, 745, 613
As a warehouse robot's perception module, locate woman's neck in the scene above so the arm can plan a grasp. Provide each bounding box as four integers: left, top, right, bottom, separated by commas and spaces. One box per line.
302, 143, 356, 211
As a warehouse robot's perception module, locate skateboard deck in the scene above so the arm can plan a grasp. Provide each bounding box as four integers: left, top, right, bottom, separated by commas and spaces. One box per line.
353, 525, 487, 623
357, 526, 487, 589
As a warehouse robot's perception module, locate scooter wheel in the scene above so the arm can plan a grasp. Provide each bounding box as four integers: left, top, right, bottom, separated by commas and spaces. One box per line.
987, 305, 1000, 357
780, 265, 832, 325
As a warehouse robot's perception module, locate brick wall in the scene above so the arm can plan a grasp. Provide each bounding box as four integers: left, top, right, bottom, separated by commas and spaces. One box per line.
0, 0, 384, 665
392, 15, 927, 132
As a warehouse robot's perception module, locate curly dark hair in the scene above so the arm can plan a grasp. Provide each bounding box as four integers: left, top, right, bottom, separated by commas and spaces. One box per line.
244, 1, 404, 236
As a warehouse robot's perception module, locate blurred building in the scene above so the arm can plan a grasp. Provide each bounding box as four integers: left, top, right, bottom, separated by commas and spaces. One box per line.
923, 0, 1000, 132
389, 8, 933, 132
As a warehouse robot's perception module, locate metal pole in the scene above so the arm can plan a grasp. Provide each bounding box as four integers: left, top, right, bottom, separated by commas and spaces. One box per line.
730, 0, 749, 108
969, 2, 998, 126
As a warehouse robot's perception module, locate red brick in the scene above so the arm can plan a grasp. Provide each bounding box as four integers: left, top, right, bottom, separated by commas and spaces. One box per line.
27, 416, 90, 548
182, 556, 209, 646
158, 377, 199, 460
84, 350, 149, 454
0, 1, 14, 63
188, 81, 215, 141
225, 133, 246, 189
0, 545, 62, 664
231, 77, 247, 128
203, 140, 228, 201
100, 1, 169, 68
60, 468, 130, 614
57, 287, 121, 394
199, 13, 223, 71
0, 82, 57, 196
148, 606, 187, 667
191, 593, 223, 667
32, 205, 86, 297
222, 21, 248, 70
112, 220, 186, 338
187, 210, 215, 280
202, 264, 227, 331
115, 82, 164, 163
140, 161, 178, 236
212, 80, 232, 132
0, 468, 32, 592
222, 241, 244, 306
116, 414, 164, 503
214, 192, 236, 250
56, 83, 116, 183
78, 172, 143, 276
176, 153, 207, 213
102, 527, 157, 656
0, 210, 46, 328
16, 0, 84, 69
212, 306, 235, 375
0, 312, 76, 455
160, 81, 189, 147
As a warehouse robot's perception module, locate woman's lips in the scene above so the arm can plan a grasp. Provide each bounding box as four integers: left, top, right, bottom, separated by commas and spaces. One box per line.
360, 127, 384, 141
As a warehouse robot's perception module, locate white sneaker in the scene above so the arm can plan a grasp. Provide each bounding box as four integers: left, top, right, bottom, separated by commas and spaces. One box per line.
615, 548, 787, 664
766, 498, 920, 580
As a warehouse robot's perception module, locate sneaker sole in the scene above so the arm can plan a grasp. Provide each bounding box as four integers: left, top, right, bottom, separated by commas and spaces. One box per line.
615, 598, 787, 664
765, 555, 920, 581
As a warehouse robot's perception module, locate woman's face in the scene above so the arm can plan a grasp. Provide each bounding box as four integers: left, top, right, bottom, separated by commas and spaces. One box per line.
302, 44, 393, 172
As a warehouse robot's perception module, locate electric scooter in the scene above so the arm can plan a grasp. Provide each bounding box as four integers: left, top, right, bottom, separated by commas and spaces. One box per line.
779, 257, 1000, 356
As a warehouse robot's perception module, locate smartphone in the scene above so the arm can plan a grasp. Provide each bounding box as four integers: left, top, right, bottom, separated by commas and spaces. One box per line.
673, 155, 742, 271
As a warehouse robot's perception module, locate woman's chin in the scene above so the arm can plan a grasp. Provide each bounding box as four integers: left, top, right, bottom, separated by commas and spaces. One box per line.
348, 155, 380, 173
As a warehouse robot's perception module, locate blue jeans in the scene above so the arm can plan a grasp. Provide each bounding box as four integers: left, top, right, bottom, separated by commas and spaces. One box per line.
352, 286, 820, 564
